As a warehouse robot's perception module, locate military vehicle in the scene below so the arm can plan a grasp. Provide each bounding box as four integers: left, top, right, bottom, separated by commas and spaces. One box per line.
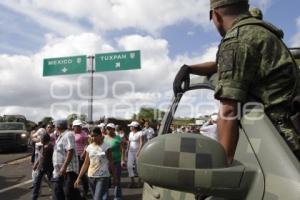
1, 114, 36, 132
0, 122, 29, 151
137, 48, 300, 200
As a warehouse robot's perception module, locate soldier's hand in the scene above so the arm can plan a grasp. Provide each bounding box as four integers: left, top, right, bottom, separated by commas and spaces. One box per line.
173, 64, 190, 95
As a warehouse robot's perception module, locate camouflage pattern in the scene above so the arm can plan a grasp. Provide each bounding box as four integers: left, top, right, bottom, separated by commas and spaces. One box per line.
214, 14, 300, 152
140, 76, 300, 200
210, 0, 248, 10
137, 134, 248, 199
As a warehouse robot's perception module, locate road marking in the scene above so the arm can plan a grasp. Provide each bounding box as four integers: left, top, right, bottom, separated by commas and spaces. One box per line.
0, 180, 32, 194
0, 156, 30, 168
6, 156, 30, 165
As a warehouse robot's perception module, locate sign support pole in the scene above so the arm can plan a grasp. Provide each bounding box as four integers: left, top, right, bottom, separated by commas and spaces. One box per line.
87, 56, 95, 123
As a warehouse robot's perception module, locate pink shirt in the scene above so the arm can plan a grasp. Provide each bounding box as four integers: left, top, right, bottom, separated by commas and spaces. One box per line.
74, 131, 88, 155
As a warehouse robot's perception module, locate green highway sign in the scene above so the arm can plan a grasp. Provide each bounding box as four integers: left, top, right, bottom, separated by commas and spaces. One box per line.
95, 50, 141, 72
43, 55, 87, 76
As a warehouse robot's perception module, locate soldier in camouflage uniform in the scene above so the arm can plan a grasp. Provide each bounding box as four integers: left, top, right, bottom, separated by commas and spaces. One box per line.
173, 0, 300, 164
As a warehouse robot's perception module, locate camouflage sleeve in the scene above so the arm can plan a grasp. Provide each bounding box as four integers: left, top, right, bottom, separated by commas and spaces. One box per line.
214, 41, 259, 102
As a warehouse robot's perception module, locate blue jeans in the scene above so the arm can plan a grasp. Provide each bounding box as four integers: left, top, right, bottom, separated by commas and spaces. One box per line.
52, 172, 81, 200
32, 170, 52, 200
88, 177, 109, 200
113, 162, 122, 200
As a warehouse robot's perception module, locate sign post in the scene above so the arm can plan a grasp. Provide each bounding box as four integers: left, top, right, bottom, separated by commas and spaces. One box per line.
43, 50, 141, 122
87, 56, 95, 123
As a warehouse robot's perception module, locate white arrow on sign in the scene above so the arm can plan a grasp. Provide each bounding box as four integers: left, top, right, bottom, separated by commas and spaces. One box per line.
62, 67, 68, 73
115, 62, 121, 68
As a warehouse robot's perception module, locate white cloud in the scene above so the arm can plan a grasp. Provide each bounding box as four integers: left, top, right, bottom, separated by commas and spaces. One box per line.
292, 17, 300, 46
0, 0, 210, 34
250, 0, 272, 11
0, 0, 87, 36
0, 32, 217, 122
187, 31, 195, 36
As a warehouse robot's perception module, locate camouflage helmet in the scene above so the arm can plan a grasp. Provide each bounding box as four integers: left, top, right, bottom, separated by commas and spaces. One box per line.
249, 7, 263, 20
210, 0, 249, 10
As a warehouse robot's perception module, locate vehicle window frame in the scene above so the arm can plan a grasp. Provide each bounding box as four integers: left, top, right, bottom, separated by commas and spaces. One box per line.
158, 83, 215, 136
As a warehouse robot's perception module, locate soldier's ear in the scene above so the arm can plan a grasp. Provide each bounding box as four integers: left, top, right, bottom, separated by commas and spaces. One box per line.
213, 10, 223, 25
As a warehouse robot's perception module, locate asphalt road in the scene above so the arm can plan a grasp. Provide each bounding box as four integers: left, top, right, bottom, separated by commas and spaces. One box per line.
0, 150, 143, 200
0, 149, 31, 166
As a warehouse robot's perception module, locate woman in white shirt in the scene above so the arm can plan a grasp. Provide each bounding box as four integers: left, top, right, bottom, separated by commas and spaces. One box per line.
74, 127, 116, 200
126, 121, 144, 188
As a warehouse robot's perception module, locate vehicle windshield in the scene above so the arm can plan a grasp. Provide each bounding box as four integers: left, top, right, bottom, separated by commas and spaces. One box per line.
0, 123, 24, 130
170, 89, 219, 138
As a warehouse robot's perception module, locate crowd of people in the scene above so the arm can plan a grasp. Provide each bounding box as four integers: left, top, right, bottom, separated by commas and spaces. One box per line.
170, 114, 219, 141
29, 119, 156, 200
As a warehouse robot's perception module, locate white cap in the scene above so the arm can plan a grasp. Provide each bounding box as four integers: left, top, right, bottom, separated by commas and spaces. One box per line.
106, 123, 116, 129
128, 121, 140, 127
98, 123, 106, 128
72, 119, 83, 127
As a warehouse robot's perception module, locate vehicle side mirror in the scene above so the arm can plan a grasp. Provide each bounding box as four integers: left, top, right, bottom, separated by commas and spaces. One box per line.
137, 134, 247, 198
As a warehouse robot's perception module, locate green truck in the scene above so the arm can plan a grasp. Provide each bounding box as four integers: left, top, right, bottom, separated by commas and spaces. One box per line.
0, 122, 29, 151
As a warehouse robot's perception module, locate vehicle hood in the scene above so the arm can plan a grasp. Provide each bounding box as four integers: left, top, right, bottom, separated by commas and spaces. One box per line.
0, 130, 25, 134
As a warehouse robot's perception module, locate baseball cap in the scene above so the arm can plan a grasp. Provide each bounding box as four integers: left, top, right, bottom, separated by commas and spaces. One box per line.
72, 119, 83, 127
106, 123, 116, 129
97, 123, 106, 128
128, 121, 140, 127
210, 0, 248, 10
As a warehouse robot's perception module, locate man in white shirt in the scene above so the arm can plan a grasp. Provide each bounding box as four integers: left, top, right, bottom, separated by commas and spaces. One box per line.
142, 121, 155, 142
52, 119, 80, 200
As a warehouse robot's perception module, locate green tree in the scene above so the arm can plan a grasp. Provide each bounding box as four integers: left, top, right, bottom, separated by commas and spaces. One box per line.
79, 114, 87, 122
67, 113, 78, 126
40, 116, 53, 125
133, 107, 165, 123
66, 113, 87, 126
26, 120, 37, 131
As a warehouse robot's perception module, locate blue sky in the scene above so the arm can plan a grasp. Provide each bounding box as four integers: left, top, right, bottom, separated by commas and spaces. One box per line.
1, 0, 299, 57
0, 0, 299, 122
